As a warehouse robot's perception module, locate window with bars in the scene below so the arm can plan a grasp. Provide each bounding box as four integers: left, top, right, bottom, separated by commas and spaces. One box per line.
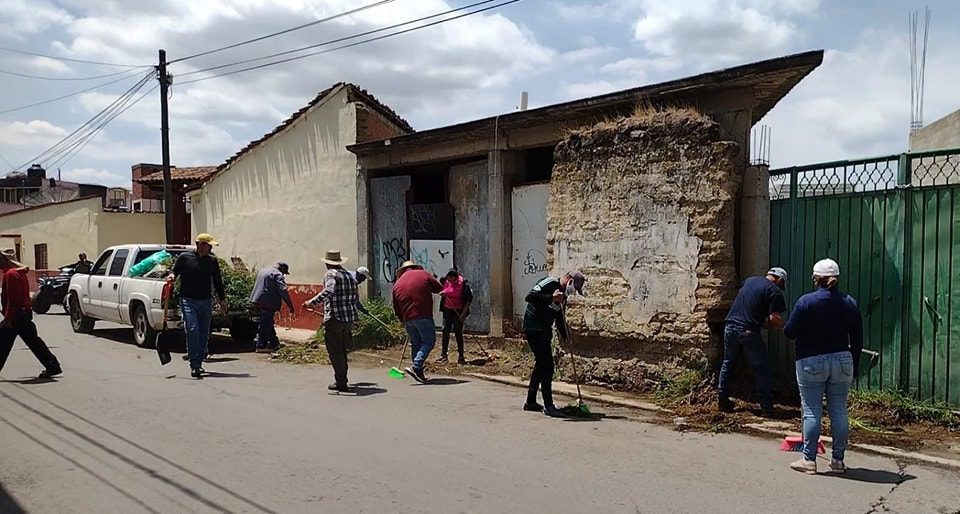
34, 244, 48, 270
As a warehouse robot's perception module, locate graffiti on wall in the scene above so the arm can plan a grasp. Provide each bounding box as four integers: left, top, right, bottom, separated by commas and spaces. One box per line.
511, 184, 550, 319
410, 239, 455, 327
379, 237, 406, 284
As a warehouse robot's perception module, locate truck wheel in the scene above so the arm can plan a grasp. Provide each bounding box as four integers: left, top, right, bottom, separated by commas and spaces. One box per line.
32, 298, 51, 315
69, 294, 95, 333
230, 317, 257, 346
133, 304, 158, 348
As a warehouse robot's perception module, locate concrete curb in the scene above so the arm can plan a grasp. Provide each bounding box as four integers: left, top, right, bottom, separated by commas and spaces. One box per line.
465, 372, 672, 414
744, 423, 960, 470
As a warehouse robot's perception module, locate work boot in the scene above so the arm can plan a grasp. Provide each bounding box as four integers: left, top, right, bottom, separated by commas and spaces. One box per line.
191, 368, 203, 380
718, 397, 735, 413
790, 458, 817, 474
523, 402, 544, 412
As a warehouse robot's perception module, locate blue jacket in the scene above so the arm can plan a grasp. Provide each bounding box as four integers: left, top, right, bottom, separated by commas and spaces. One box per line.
249, 267, 293, 312
784, 287, 863, 364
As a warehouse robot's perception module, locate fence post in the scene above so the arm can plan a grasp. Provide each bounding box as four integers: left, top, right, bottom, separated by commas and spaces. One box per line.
897, 152, 913, 394
788, 168, 800, 294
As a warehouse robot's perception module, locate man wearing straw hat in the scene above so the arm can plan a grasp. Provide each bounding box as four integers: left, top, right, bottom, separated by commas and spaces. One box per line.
305, 250, 359, 392
392, 260, 443, 384
0, 249, 62, 378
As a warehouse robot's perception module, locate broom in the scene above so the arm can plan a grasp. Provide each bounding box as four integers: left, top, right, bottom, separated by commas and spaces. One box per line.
780, 436, 826, 454
559, 302, 590, 417
388, 336, 408, 379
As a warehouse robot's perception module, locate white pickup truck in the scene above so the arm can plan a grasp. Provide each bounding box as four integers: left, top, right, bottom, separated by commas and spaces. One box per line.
67, 244, 257, 347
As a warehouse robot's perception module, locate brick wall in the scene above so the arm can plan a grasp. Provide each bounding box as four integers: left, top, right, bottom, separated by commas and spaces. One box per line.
131, 163, 163, 201
356, 105, 408, 143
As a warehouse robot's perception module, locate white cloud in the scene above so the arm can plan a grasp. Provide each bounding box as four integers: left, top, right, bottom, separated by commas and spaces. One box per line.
0, 0, 72, 39
560, 45, 617, 64
0, 120, 68, 147
60, 167, 129, 187
22, 56, 72, 74
632, 0, 818, 66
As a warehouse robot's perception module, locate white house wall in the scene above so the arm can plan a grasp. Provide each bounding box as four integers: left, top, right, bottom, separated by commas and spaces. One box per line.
190, 87, 361, 285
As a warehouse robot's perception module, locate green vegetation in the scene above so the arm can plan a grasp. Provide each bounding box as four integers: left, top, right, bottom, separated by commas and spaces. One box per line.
849, 389, 959, 430
313, 297, 405, 350
654, 367, 711, 407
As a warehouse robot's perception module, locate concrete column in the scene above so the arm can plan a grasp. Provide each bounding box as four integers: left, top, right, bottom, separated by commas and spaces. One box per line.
487, 150, 524, 336
355, 165, 372, 301
739, 164, 771, 277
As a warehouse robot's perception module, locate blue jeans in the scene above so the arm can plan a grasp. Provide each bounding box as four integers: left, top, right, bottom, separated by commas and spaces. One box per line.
718, 325, 773, 408
405, 318, 436, 371
796, 351, 853, 462
255, 308, 278, 348
181, 298, 213, 370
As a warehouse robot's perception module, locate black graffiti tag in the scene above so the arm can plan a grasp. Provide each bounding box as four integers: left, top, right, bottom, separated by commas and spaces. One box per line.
523, 249, 548, 276
381, 238, 406, 283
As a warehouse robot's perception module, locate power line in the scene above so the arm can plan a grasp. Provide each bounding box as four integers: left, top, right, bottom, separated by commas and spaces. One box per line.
178, 0, 500, 78
0, 46, 151, 68
48, 84, 157, 171
167, 0, 397, 64
0, 69, 146, 114
179, 0, 520, 85
13, 71, 155, 170
0, 151, 14, 170
0, 66, 141, 81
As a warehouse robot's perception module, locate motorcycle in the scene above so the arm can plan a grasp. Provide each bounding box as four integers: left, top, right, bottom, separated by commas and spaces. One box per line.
32, 266, 76, 315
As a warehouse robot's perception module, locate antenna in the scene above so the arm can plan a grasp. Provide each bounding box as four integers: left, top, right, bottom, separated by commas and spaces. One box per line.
909, 6, 931, 133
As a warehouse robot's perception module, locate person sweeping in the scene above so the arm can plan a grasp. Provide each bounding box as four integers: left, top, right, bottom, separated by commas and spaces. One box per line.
783, 258, 862, 475
522, 271, 585, 418
438, 268, 473, 365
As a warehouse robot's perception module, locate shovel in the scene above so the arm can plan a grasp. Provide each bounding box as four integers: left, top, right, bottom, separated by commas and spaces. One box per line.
156, 283, 172, 365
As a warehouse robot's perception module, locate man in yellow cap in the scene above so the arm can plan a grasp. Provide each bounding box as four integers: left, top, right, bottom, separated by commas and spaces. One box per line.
171, 233, 227, 379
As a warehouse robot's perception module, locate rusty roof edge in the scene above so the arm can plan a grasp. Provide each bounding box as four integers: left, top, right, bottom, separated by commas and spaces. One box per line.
347, 50, 824, 154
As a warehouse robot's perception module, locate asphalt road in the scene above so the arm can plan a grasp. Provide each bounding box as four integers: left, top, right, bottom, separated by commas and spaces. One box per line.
1, 314, 959, 514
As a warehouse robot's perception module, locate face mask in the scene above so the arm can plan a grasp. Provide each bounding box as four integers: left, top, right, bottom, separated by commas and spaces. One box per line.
565, 281, 578, 297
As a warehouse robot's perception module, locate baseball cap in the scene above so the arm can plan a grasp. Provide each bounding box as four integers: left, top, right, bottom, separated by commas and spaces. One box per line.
813, 258, 840, 277
356, 266, 370, 278
277, 262, 290, 274
767, 267, 788, 281
195, 233, 219, 246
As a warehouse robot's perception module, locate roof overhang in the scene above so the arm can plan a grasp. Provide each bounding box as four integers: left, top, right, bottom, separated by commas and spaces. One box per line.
349, 50, 823, 164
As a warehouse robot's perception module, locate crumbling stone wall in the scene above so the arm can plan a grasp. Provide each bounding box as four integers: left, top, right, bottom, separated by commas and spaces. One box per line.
548, 109, 741, 384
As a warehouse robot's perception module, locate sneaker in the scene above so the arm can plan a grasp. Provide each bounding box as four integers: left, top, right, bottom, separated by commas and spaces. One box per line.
718, 397, 735, 413
829, 459, 846, 474
38, 366, 62, 379
198, 367, 206, 374
523, 402, 544, 412
790, 458, 817, 474
191, 368, 203, 380
543, 405, 567, 418
436, 356, 448, 364
457, 357, 467, 365
328, 383, 351, 392
404, 366, 427, 384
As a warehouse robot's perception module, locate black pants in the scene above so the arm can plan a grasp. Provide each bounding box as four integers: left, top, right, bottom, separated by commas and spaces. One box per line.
324, 320, 352, 388
0, 310, 59, 373
525, 330, 554, 407
441, 309, 465, 359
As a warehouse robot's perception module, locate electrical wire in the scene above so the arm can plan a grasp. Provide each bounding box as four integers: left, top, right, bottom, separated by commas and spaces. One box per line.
13, 70, 155, 171
167, 0, 397, 64
0, 65, 141, 81
47, 84, 158, 171
0, 69, 149, 114
0, 46, 151, 68
177, 0, 500, 78
179, 0, 520, 85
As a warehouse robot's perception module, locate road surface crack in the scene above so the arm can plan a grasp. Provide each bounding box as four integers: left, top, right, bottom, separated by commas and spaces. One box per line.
865, 461, 908, 514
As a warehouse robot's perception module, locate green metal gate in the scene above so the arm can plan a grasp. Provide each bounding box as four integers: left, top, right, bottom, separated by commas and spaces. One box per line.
768, 148, 960, 406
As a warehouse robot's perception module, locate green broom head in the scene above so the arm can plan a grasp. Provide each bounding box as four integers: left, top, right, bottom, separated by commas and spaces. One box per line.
560, 401, 592, 418
388, 367, 405, 379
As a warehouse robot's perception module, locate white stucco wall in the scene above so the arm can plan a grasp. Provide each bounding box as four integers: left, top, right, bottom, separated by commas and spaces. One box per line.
189, 87, 361, 285
510, 183, 549, 319
0, 197, 164, 269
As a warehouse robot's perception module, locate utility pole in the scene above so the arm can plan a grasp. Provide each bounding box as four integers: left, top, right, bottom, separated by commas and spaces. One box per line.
158, 49, 174, 244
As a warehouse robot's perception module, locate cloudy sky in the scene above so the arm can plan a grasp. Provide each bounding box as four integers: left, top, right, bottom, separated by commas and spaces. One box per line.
0, 0, 957, 187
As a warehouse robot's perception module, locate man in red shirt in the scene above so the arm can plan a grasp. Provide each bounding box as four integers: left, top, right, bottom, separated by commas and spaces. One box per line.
392, 260, 442, 383
0, 250, 61, 378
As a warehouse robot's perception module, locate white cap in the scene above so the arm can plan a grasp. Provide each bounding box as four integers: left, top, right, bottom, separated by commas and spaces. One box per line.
813, 258, 840, 277
356, 266, 371, 278
767, 267, 787, 281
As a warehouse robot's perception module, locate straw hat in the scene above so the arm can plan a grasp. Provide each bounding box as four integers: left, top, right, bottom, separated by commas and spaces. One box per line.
322, 250, 348, 266
0, 249, 27, 270
398, 260, 421, 272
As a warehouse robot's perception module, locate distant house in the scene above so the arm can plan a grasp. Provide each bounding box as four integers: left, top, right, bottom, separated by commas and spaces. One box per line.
188, 82, 412, 329
132, 164, 217, 244
107, 187, 132, 210
0, 164, 108, 214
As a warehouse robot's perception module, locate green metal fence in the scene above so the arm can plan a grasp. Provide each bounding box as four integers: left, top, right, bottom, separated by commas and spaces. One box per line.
768, 148, 960, 406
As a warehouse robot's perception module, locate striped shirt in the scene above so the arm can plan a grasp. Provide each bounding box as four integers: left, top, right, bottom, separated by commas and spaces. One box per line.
309, 268, 359, 323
